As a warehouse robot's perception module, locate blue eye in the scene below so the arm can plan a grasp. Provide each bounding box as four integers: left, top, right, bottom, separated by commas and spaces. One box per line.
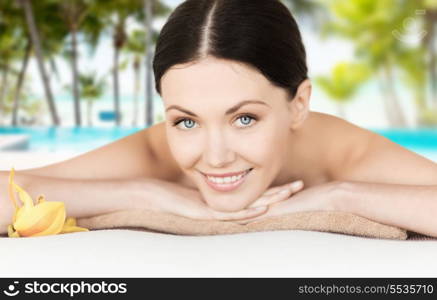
172, 114, 258, 130
179, 119, 197, 129
171, 118, 197, 130
237, 115, 254, 127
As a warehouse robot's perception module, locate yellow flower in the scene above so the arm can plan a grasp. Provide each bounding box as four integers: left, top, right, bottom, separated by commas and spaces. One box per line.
7, 168, 89, 238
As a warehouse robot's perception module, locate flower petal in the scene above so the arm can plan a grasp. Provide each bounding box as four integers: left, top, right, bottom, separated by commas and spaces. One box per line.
37, 195, 46, 204
14, 202, 65, 236
60, 217, 89, 233
8, 168, 18, 210
12, 182, 34, 208
31, 207, 67, 237
7, 225, 20, 238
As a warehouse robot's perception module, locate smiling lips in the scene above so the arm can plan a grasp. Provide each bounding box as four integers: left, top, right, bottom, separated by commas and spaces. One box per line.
202, 168, 253, 192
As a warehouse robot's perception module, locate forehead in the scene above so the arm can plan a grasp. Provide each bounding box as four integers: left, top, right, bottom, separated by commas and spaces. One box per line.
160, 57, 274, 104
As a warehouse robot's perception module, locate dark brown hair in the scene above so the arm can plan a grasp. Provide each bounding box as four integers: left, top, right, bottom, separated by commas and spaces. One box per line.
153, 0, 308, 100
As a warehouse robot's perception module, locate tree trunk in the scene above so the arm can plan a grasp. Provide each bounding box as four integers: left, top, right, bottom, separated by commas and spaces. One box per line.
336, 102, 347, 120
377, 77, 392, 127
144, 0, 154, 127
71, 25, 82, 127
0, 65, 9, 126
429, 28, 437, 110
90, 101, 93, 126
424, 11, 437, 110
132, 58, 140, 127
19, 0, 60, 125
382, 63, 407, 127
12, 40, 32, 126
113, 45, 121, 126
87, 99, 92, 126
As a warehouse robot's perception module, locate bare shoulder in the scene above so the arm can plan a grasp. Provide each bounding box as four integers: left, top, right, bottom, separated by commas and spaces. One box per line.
319, 112, 437, 185
310, 112, 376, 181
312, 112, 376, 180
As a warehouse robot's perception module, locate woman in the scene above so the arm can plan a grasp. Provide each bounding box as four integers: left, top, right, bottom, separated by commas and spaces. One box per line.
2, 0, 437, 236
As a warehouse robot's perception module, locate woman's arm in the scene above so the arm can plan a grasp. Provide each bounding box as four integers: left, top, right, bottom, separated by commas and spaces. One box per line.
0, 170, 155, 234
334, 181, 437, 237
1, 169, 276, 234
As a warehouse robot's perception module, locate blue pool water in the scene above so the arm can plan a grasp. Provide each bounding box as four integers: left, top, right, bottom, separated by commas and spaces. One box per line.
0, 126, 141, 153
1, 126, 437, 162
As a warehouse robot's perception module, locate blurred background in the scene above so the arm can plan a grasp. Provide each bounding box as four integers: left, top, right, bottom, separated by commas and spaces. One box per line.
0, 0, 437, 168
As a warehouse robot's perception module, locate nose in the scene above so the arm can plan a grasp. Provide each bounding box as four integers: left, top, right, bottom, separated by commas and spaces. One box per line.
202, 129, 236, 168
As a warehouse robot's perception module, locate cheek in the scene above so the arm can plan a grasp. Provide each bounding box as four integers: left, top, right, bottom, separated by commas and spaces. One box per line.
238, 126, 287, 165
166, 131, 202, 168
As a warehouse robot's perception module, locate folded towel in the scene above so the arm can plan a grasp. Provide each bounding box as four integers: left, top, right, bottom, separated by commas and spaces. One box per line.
77, 210, 409, 240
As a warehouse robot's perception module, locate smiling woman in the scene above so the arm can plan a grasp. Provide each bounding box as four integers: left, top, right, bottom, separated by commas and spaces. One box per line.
160, 57, 313, 212
3, 0, 437, 237
155, 0, 316, 212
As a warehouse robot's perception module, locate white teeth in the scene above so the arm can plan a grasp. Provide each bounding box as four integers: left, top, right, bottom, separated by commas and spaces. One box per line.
207, 172, 247, 184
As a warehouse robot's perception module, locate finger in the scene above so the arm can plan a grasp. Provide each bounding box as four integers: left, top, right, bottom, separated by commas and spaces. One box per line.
231, 212, 268, 225
232, 219, 253, 225
262, 180, 303, 196
209, 205, 268, 221
249, 180, 304, 208
250, 189, 293, 208
248, 181, 303, 208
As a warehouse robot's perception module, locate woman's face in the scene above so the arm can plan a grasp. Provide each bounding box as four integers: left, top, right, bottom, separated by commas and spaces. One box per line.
161, 57, 300, 212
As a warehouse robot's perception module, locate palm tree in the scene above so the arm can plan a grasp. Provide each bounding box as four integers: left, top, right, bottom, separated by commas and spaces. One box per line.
78, 72, 105, 126
0, 1, 34, 126
142, 0, 171, 127
2, 76, 44, 126
89, 0, 169, 127
90, 0, 143, 126
0, 29, 17, 124
11, 40, 32, 126
420, 0, 437, 110
59, 0, 90, 127
124, 27, 160, 127
144, 0, 153, 127
316, 62, 371, 119
124, 30, 146, 127
323, 0, 414, 127
0, 2, 31, 126
18, 0, 60, 126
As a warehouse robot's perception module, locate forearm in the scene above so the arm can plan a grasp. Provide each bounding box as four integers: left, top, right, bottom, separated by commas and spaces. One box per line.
334, 181, 437, 237
0, 170, 154, 227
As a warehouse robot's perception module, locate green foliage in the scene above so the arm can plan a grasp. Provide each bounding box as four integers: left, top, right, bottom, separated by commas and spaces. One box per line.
322, 0, 437, 126
126, 30, 147, 55
424, 0, 437, 9
419, 108, 437, 126
316, 62, 371, 103
323, 0, 419, 67
0, 81, 44, 120
78, 72, 105, 103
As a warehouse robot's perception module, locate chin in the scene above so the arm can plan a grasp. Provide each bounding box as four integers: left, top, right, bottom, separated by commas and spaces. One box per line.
202, 193, 253, 212
207, 202, 246, 212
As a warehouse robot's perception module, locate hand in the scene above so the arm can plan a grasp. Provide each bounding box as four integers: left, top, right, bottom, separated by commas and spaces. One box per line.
232, 180, 340, 225
138, 178, 271, 222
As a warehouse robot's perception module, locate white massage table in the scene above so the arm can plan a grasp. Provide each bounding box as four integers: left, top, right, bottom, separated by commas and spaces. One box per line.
1, 151, 437, 277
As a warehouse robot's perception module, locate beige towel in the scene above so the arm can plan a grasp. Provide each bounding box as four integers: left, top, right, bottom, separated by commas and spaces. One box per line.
77, 210, 410, 240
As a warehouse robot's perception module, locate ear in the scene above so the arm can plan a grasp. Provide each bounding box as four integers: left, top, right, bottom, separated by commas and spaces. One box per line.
287, 79, 312, 130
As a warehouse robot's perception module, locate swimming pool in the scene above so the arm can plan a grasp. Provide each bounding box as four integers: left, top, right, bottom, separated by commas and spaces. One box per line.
370, 128, 437, 162
0, 126, 141, 153
1, 126, 437, 162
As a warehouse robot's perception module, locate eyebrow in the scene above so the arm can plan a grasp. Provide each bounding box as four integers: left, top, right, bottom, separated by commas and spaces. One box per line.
165, 100, 271, 117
